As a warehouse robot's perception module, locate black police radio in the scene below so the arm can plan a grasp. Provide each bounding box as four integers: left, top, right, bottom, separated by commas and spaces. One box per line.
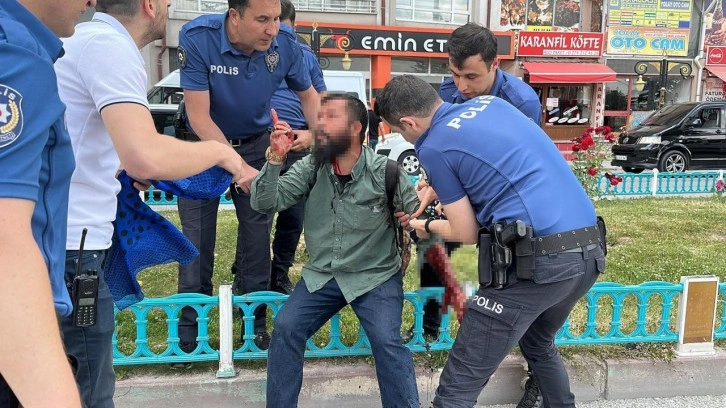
72, 228, 99, 327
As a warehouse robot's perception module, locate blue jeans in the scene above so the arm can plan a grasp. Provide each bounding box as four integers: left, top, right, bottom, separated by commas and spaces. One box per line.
266, 274, 419, 407
61, 249, 116, 408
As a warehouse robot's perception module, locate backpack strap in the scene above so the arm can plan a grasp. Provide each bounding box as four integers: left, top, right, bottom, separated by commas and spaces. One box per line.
384, 159, 403, 251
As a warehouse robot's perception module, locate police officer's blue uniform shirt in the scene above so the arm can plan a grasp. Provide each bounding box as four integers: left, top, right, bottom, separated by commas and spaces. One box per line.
439, 70, 542, 126
270, 24, 326, 129
179, 14, 312, 140
416, 96, 595, 236
0, 0, 75, 316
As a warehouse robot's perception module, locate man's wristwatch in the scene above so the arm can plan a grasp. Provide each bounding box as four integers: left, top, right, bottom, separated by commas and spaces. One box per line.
424, 218, 434, 234
265, 147, 286, 165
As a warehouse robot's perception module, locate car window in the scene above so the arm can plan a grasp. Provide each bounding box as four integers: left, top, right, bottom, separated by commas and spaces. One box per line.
152, 111, 176, 136
641, 104, 696, 127
697, 108, 721, 129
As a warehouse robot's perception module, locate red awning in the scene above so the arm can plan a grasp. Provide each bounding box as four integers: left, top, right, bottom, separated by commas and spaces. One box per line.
706, 66, 726, 82
523, 62, 617, 84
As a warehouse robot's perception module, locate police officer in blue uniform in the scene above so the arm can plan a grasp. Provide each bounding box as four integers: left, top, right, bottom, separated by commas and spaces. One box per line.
268, 0, 327, 295
377, 75, 606, 408
176, 0, 319, 353
0, 0, 94, 406
439, 23, 541, 125
425, 22, 545, 407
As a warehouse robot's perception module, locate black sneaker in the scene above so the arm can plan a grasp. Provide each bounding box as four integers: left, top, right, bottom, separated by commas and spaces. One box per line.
516, 372, 543, 408
271, 278, 295, 295
254, 331, 271, 350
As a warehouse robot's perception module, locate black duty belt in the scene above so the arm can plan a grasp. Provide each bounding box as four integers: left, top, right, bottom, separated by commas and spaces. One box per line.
228, 130, 268, 147
534, 224, 602, 256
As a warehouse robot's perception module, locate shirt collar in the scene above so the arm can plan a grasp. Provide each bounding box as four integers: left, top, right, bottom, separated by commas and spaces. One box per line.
279, 22, 295, 36
4, 0, 64, 60
220, 14, 279, 56
415, 103, 452, 151
489, 68, 505, 97
327, 146, 370, 181
91, 12, 136, 48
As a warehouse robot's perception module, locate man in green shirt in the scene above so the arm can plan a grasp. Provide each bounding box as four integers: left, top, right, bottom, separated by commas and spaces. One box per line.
251, 94, 420, 407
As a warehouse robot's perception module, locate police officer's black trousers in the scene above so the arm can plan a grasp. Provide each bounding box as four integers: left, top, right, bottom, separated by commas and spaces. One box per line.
177, 133, 272, 346
433, 245, 605, 408
270, 150, 308, 288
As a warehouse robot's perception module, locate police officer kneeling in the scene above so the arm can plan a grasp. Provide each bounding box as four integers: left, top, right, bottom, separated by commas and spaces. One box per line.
377, 75, 607, 408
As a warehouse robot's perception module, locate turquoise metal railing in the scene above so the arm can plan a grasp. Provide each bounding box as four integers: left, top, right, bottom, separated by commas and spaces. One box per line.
112, 281, 726, 366
143, 171, 724, 206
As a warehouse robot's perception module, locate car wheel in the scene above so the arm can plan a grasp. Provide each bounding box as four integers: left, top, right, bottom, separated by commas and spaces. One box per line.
622, 167, 644, 174
398, 150, 420, 176
658, 150, 688, 173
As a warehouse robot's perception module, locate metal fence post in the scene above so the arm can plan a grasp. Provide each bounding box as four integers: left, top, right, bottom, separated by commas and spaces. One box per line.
651, 168, 659, 196
216, 285, 236, 378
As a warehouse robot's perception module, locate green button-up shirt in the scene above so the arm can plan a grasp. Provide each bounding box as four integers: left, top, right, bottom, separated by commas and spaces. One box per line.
251, 147, 420, 302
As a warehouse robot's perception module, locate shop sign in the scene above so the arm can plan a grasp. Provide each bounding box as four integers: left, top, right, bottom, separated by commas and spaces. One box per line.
490, 0, 582, 32
295, 23, 516, 59
707, 46, 726, 65
606, 27, 689, 57
704, 0, 726, 47
594, 83, 604, 127
607, 0, 691, 30
704, 77, 725, 101
518, 31, 603, 57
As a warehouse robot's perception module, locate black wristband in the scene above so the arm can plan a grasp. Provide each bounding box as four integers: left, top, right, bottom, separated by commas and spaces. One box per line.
424, 218, 434, 234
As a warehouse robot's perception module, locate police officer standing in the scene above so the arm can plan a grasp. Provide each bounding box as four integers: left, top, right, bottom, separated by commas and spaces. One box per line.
0, 0, 94, 407
268, 0, 327, 295
177, 0, 319, 352
378, 75, 606, 408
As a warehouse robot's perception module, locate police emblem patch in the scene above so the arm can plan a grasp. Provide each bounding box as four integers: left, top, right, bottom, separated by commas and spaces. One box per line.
265, 50, 279, 73
178, 45, 187, 69
0, 84, 23, 149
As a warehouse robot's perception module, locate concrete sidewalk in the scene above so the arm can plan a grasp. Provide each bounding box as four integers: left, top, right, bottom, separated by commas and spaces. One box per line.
113, 348, 726, 407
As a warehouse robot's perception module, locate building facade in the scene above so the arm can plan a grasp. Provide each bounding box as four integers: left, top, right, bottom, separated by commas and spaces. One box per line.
137, 0, 711, 136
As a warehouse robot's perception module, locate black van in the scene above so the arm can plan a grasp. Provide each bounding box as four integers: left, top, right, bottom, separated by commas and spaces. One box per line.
611, 101, 726, 173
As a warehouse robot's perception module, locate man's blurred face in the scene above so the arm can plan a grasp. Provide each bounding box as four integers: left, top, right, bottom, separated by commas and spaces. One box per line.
229, 0, 280, 54
313, 99, 354, 163
450, 54, 499, 100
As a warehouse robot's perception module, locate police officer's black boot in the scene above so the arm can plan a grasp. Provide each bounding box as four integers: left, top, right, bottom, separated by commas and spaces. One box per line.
516, 370, 543, 408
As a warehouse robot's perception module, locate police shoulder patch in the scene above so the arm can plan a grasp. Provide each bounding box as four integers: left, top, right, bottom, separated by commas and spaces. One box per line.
0, 84, 24, 149
178, 45, 187, 69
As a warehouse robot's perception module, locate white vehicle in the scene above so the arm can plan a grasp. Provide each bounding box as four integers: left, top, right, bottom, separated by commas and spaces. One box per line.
375, 133, 420, 176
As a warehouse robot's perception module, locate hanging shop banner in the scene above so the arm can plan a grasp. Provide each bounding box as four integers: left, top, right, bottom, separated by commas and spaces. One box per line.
606, 27, 689, 56
518, 31, 603, 56
704, 0, 726, 47
607, 0, 691, 29
490, 0, 581, 32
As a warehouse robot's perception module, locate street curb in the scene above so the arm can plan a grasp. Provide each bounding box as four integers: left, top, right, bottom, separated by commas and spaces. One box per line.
113, 348, 726, 407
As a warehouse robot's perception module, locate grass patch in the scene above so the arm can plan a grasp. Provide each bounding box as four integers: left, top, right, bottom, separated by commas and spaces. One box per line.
116, 197, 726, 377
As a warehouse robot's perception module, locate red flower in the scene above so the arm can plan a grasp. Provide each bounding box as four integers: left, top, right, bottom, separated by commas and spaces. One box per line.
587, 167, 598, 176
717, 179, 725, 191
610, 178, 619, 186
572, 144, 581, 152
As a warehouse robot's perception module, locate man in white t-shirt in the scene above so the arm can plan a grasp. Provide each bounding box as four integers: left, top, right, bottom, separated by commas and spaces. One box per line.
54, 1, 248, 406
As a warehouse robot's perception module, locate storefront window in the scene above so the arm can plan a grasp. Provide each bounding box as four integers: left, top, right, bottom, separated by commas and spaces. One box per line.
391, 57, 430, 74
544, 86, 592, 125
396, 0, 470, 24
605, 78, 628, 111
630, 75, 690, 111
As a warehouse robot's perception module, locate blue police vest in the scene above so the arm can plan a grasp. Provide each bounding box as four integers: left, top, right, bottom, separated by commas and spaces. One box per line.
0, 0, 76, 316
179, 14, 312, 140
415, 96, 595, 236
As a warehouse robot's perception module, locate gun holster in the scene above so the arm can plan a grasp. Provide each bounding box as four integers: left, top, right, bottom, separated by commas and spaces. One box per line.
514, 225, 535, 280
477, 227, 492, 288
597, 216, 607, 256
173, 99, 199, 142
